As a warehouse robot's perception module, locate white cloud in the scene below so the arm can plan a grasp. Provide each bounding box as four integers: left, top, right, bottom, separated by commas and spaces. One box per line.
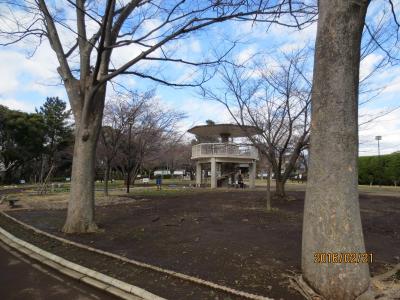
0, 98, 36, 112
279, 42, 306, 53
235, 21, 268, 40
235, 47, 257, 64
190, 39, 202, 53
360, 53, 383, 81
111, 42, 145, 69
141, 18, 163, 36
179, 98, 232, 126
0, 43, 61, 95
383, 75, 400, 94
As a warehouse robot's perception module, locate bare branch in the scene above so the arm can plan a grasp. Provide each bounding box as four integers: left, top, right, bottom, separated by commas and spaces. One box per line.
110, 69, 208, 87
36, 0, 73, 82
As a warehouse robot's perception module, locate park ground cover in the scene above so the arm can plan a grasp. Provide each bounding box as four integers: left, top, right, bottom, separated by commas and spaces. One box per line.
2, 188, 399, 299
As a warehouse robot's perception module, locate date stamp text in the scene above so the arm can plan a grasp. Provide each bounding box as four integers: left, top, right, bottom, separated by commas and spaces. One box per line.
314, 252, 373, 264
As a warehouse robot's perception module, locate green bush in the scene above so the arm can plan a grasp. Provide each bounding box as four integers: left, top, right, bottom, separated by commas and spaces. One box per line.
359, 152, 400, 186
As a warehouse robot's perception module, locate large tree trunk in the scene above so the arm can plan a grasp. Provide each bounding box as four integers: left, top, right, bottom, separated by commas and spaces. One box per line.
275, 178, 286, 198
302, 1, 370, 299
62, 89, 105, 234
62, 125, 98, 233
126, 170, 132, 193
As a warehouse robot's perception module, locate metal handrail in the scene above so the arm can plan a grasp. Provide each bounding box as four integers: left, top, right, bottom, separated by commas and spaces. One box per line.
191, 143, 258, 160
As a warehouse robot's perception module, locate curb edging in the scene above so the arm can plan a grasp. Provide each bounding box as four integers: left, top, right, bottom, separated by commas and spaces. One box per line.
0, 225, 164, 300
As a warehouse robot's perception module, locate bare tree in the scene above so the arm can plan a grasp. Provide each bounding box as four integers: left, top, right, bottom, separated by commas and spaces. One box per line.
97, 90, 149, 195
204, 49, 312, 199
302, 0, 399, 299
113, 98, 185, 191
0, 0, 316, 233
156, 141, 195, 176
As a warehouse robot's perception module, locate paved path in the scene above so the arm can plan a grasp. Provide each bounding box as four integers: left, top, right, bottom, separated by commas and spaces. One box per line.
0, 241, 119, 300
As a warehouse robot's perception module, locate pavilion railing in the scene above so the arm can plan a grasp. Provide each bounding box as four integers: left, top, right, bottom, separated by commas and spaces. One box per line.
191, 143, 259, 160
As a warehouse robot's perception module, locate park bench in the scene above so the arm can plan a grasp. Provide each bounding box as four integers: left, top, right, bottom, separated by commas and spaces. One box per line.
0, 196, 20, 208
8, 199, 19, 208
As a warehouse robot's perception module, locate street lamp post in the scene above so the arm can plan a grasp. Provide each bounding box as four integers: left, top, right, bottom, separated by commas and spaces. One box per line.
375, 136, 382, 187
375, 136, 382, 156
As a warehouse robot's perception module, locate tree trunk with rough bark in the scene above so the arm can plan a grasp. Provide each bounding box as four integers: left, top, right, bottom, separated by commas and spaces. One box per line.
302, 1, 370, 299
275, 178, 286, 198
62, 89, 105, 234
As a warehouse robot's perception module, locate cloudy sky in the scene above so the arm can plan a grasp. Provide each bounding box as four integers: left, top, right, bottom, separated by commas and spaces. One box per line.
0, 1, 399, 156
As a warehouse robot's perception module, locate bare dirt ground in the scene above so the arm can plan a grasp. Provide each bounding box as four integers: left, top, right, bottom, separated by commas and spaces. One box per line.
3, 188, 400, 299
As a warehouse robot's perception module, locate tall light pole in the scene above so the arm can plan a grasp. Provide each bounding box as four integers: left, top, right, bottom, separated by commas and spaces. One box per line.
375, 136, 382, 156
375, 135, 382, 187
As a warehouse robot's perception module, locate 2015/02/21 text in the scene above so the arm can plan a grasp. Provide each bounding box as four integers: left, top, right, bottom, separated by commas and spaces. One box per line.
314, 252, 373, 264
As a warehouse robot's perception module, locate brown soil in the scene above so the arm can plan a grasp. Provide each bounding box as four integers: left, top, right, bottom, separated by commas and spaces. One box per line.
0, 214, 245, 300
5, 189, 400, 299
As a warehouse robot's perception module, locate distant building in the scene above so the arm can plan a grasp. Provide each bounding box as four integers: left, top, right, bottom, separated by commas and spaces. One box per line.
173, 170, 185, 176
154, 170, 171, 176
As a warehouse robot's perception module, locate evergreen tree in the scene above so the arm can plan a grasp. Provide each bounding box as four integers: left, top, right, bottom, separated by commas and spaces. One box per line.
36, 97, 73, 184
0, 105, 45, 183
37, 97, 73, 159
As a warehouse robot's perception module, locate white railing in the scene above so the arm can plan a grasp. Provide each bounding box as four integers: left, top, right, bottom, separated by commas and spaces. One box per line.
192, 143, 259, 160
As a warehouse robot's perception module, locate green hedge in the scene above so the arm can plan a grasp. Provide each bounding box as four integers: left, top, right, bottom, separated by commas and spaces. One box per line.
359, 152, 400, 186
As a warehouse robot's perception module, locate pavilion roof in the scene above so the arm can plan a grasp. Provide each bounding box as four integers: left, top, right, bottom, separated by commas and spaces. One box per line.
188, 123, 260, 138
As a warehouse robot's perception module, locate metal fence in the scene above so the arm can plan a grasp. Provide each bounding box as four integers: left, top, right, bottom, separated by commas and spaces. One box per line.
191, 143, 258, 160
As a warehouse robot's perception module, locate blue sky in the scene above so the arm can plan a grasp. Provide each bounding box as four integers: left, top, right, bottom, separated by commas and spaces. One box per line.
0, 1, 399, 156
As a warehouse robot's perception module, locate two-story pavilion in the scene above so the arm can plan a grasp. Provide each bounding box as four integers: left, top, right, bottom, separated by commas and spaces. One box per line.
188, 123, 260, 189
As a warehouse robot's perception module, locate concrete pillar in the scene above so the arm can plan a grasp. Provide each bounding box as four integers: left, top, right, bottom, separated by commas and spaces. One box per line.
196, 162, 202, 187
210, 158, 217, 189
249, 161, 256, 189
